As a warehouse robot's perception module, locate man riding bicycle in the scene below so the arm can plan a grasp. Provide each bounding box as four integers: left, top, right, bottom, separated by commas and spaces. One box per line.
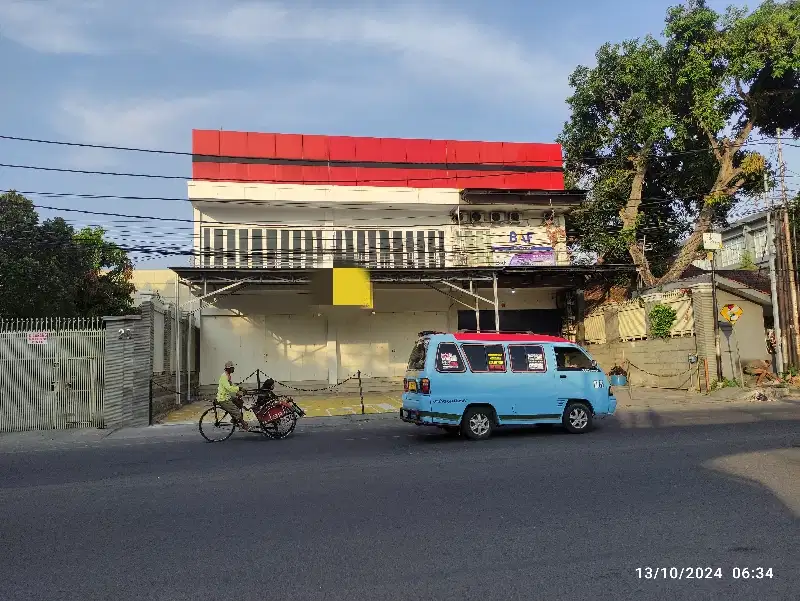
217, 361, 249, 431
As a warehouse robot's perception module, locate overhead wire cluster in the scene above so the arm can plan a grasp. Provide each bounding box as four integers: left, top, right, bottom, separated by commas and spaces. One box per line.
0, 132, 797, 265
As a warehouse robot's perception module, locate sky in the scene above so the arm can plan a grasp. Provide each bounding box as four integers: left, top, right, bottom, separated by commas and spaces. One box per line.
0, 0, 798, 267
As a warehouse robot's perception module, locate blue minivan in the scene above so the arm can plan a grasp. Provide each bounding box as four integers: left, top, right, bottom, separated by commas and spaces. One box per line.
400, 331, 617, 440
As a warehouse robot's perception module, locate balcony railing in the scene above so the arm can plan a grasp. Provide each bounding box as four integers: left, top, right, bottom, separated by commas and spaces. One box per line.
194, 225, 571, 269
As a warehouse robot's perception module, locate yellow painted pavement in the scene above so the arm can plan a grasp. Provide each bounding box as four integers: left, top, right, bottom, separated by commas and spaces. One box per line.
160, 393, 403, 424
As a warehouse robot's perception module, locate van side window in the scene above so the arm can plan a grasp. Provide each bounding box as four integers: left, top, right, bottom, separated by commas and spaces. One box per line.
435, 343, 465, 372
554, 346, 593, 371
509, 345, 547, 372
461, 344, 507, 373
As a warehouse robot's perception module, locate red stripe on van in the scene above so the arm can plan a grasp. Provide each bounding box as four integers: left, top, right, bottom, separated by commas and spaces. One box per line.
452, 333, 572, 343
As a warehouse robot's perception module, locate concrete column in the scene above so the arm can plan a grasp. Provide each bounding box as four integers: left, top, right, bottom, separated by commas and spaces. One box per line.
326, 313, 338, 385
691, 284, 718, 386
604, 305, 620, 342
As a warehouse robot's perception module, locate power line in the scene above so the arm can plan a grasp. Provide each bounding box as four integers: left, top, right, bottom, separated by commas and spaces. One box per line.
0, 132, 780, 166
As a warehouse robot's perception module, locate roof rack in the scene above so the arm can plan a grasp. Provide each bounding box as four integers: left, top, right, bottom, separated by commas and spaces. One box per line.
456, 329, 537, 334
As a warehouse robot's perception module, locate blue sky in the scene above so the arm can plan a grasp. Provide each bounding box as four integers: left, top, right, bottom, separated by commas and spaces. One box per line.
0, 0, 797, 267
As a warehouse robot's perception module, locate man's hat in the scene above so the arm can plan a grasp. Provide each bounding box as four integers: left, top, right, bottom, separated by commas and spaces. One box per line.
224, 361, 235, 369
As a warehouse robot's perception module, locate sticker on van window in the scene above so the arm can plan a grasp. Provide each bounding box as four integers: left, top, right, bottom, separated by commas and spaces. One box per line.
592, 380, 605, 389
527, 353, 545, 371
487, 352, 506, 371
440, 353, 460, 370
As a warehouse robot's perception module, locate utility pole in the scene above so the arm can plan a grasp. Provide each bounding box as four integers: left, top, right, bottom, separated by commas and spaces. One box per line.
766, 169, 784, 373
778, 129, 800, 367
710, 246, 723, 381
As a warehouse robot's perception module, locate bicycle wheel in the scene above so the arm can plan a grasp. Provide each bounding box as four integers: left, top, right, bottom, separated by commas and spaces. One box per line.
260, 411, 297, 440
199, 405, 236, 442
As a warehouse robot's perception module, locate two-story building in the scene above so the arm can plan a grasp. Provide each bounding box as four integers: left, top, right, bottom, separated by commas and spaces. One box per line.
170, 129, 631, 388
692, 211, 772, 270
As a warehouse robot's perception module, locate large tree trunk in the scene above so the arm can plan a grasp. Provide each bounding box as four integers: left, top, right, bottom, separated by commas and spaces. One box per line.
620, 154, 656, 286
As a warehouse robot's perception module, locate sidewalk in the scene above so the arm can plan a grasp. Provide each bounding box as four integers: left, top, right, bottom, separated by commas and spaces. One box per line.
160, 392, 403, 424
1, 387, 797, 453
158, 385, 799, 425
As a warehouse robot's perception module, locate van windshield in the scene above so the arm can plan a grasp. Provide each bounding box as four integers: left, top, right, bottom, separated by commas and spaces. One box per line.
407, 339, 428, 371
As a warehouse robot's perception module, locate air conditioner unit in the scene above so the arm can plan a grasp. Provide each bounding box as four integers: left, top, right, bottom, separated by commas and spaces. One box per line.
470, 211, 484, 224
458, 211, 471, 224
490, 211, 506, 224
508, 211, 521, 224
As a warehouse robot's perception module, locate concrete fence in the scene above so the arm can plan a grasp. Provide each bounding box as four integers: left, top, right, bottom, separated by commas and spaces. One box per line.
583, 286, 720, 390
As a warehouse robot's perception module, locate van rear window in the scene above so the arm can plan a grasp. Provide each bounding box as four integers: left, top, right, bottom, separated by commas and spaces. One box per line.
407, 339, 428, 371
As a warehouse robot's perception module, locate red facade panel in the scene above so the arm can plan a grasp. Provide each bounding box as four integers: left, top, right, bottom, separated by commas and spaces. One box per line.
404, 139, 429, 164
329, 136, 357, 161
192, 130, 219, 156
275, 133, 303, 160
354, 137, 382, 162
379, 138, 407, 162
191, 129, 565, 191
247, 132, 276, 158
328, 166, 359, 185
192, 162, 220, 180
480, 142, 504, 164
219, 131, 247, 160
501, 142, 526, 166
429, 139, 448, 164
407, 169, 435, 188
248, 164, 277, 182
450, 141, 482, 164
219, 162, 248, 182
302, 165, 329, 184
358, 167, 401, 187
302, 135, 329, 160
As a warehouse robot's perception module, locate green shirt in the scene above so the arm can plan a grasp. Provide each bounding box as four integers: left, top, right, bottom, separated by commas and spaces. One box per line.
217, 373, 240, 403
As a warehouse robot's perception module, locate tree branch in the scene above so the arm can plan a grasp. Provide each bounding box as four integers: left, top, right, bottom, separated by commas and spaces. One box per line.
705, 129, 723, 163
732, 118, 754, 150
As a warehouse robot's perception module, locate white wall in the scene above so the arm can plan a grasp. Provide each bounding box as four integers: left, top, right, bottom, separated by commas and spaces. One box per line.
198, 285, 560, 384
716, 290, 768, 379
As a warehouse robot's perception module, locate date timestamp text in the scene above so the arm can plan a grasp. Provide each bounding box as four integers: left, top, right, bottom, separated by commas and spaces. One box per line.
635, 567, 774, 580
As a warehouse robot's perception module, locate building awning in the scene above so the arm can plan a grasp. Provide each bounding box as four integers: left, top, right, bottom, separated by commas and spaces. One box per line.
170, 264, 634, 289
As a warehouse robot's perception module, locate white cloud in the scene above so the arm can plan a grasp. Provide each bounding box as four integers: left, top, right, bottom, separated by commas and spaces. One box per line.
52, 91, 233, 167
0, 0, 101, 54
50, 79, 406, 167
169, 1, 569, 105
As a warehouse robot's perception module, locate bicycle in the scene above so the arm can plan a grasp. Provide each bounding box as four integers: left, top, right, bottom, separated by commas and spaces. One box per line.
198, 378, 306, 442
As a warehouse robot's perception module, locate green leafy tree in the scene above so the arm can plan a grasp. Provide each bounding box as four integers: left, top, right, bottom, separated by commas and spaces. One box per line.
561, 0, 800, 286
0, 191, 136, 318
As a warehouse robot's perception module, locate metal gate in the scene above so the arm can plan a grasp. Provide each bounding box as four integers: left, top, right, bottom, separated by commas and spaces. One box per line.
0, 318, 106, 432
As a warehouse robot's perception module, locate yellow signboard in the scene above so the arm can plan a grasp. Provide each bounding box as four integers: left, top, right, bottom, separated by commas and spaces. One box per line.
720, 303, 743, 324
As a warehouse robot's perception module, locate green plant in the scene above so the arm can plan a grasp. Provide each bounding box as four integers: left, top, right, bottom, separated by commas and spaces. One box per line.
649, 304, 677, 339
739, 250, 756, 271
608, 365, 628, 377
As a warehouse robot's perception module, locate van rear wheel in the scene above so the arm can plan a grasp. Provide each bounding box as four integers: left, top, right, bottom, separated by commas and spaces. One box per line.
461, 407, 494, 440
563, 401, 593, 434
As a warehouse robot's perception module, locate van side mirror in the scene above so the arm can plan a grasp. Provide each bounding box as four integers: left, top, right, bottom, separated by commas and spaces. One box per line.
591, 360, 598, 370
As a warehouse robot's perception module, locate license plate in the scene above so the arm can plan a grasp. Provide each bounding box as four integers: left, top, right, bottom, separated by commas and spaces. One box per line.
407, 380, 417, 392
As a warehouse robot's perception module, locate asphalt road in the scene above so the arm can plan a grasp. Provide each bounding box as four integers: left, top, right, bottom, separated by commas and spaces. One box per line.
1, 406, 798, 601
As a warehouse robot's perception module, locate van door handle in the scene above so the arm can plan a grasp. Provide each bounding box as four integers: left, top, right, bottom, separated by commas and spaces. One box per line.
559, 375, 567, 379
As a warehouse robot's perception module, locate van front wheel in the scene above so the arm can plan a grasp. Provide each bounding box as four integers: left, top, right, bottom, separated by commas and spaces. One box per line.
461, 407, 494, 440
563, 401, 593, 434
